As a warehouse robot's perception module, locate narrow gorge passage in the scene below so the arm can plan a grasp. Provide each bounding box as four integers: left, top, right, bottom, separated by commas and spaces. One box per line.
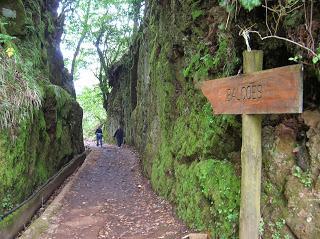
38, 144, 189, 239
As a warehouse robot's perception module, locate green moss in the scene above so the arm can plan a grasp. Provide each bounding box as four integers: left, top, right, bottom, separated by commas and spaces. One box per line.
106, 3, 244, 238
39, 111, 46, 130
59, 127, 73, 156
172, 95, 240, 161
35, 159, 49, 184
0, 84, 76, 216
196, 159, 240, 238
139, 6, 242, 238
284, 10, 304, 28
0, 198, 36, 231
0, 112, 43, 211
151, 141, 175, 198
152, 158, 240, 238
149, 76, 240, 237
46, 85, 72, 107
56, 119, 63, 139
173, 160, 240, 238
183, 35, 239, 81
173, 162, 209, 231
192, 9, 204, 21
261, 180, 289, 238
0, 0, 81, 227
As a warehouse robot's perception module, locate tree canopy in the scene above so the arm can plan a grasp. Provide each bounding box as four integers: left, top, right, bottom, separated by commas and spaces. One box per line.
77, 85, 107, 139
61, 0, 143, 138
60, 0, 143, 83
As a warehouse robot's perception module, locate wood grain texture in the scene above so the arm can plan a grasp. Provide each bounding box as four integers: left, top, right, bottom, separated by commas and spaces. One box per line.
239, 50, 263, 239
200, 64, 303, 114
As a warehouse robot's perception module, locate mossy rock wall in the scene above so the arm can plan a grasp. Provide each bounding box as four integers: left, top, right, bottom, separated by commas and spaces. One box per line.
106, 1, 320, 238
0, 0, 84, 218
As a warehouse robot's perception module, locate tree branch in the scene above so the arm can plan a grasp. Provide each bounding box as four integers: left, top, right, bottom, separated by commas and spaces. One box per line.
70, 0, 92, 80
247, 30, 316, 56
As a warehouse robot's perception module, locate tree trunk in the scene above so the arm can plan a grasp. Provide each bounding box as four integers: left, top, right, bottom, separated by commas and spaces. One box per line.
95, 30, 109, 77
132, 0, 142, 35
70, 0, 92, 80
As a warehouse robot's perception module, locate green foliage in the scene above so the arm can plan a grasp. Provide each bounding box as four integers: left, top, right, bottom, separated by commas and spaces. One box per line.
62, 0, 135, 83
0, 33, 15, 44
192, 9, 204, 20
1, 193, 14, 214
219, 0, 236, 13
183, 36, 239, 81
288, 55, 302, 63
312, 46, 320, 64
239, 0, 262, 11
293, 166, 313, 188
283, 9, 304, 27
0, 18, 16, 45
290, 47, 320, 65
219, 0, 261, 12
267, 218, 292, 239
259, 218, 265, 236
77, 86, 107, 139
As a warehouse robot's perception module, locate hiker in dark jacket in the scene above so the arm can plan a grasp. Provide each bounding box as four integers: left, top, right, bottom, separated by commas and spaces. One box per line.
113, 127, 124, 147
95, 126, 103, 147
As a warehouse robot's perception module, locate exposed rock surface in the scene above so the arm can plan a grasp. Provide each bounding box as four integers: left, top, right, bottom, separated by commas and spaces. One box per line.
0, 0, 26, 35
0, 0, 83, 220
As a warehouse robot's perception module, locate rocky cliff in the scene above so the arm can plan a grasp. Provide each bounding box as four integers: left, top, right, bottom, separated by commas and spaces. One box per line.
105, 1, 320, 238
0, 0, 84, 217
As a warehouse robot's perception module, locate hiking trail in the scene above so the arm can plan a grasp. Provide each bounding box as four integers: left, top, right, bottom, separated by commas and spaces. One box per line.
37, 143, 189, 239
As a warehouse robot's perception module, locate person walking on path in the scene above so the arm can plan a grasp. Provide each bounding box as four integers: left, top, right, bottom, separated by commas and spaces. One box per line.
95, 126, 103, 147
114, 127, 124, 147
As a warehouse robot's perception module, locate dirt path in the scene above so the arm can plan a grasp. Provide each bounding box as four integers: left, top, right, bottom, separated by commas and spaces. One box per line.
39, 144, 189, 239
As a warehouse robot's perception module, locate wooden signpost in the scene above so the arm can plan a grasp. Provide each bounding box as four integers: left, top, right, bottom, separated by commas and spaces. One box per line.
199, 50, 303, 239
200, 62, 303, 115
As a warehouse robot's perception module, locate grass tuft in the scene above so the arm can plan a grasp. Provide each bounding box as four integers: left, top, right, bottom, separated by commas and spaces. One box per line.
0, 51, 42, 130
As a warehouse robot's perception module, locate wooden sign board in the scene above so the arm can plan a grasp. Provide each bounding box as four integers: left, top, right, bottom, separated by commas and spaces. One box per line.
200, 64, 303, 114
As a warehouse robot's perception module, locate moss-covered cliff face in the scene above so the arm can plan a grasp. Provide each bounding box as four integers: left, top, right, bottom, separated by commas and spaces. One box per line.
106, 1, 320, 238
0, 0, 84, 217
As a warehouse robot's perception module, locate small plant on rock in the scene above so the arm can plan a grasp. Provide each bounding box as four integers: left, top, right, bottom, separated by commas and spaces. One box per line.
293, 166, 313, 188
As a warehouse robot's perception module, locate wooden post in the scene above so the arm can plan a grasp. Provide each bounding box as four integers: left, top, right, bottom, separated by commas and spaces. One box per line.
239, 50, 263, 239
199, 49, 302, 237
